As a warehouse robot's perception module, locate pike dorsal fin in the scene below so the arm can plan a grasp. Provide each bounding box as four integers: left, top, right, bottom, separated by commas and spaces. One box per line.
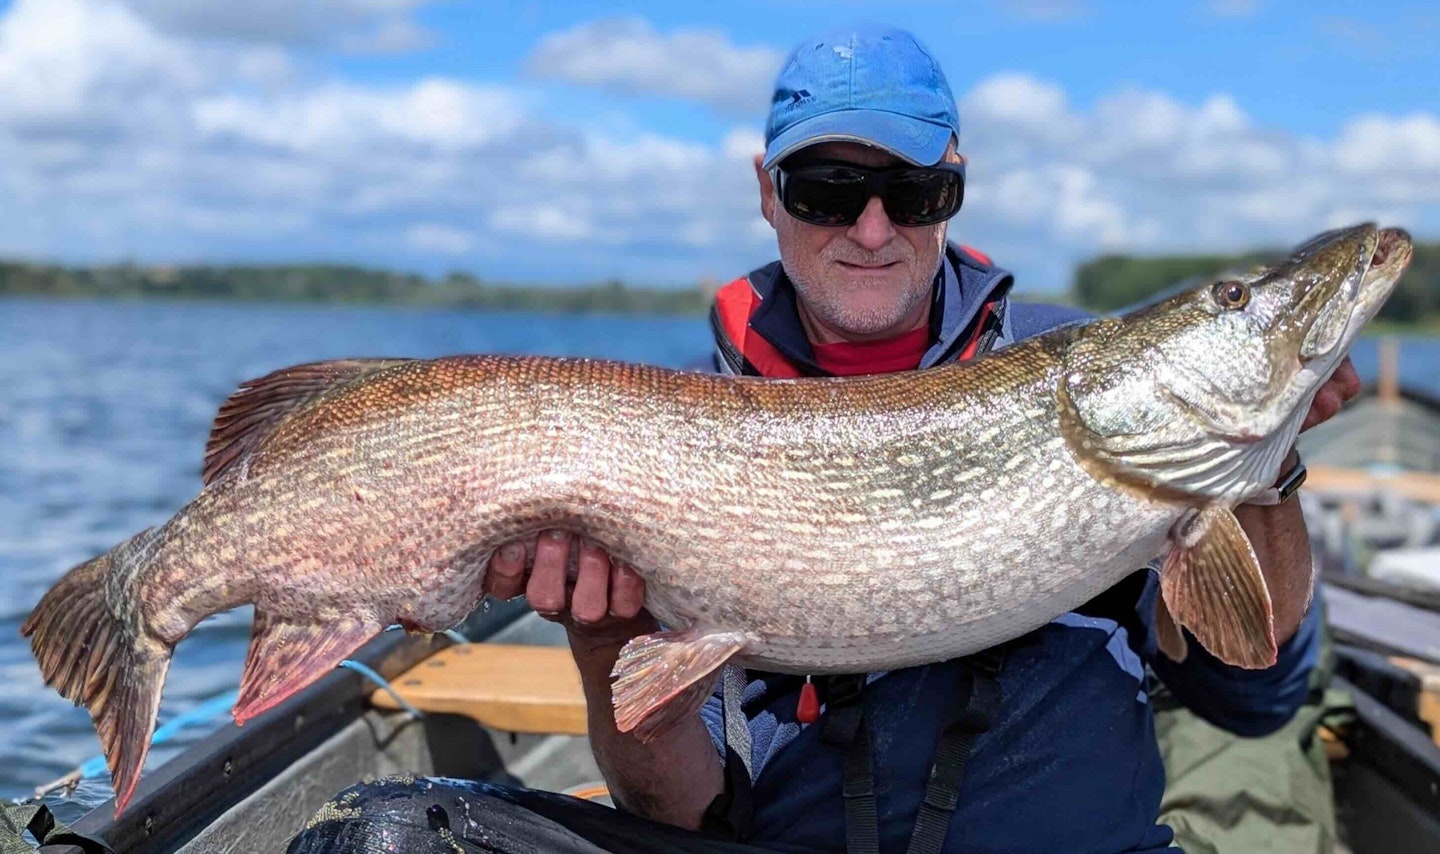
203, 358, 410, 485
233, 611, 382, 725
1160, 507, 1277, 669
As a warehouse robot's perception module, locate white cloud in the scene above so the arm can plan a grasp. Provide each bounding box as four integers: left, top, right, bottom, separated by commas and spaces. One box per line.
962, 74, 1080, 155
524, 18, 783, 115
722, 127, 765, 162
1335, 113, 1440, 176
0, 1, 771, 283
490, 206, 596, 242
337, 15, 434, 55
406, 223, 475, 255
0, 0, 203, 135
193, 79, 530, 154
950, 71, 1440, 289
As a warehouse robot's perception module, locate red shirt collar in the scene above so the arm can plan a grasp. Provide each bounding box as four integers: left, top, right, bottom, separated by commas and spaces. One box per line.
811, 325, 931, 376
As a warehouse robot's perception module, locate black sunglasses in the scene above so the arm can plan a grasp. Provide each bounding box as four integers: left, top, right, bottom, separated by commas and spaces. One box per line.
773, 159, 966, 228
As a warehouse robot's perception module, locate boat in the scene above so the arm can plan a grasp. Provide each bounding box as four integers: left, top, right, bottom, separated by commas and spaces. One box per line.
23, 586, 1437, 854
25, 593, 1438, 854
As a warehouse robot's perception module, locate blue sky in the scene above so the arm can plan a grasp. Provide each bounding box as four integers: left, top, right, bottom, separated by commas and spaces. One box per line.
0, 0, 1436, 292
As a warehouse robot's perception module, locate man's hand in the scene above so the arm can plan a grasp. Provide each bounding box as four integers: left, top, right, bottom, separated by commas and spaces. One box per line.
482, 530, 653, 642
480, 533, 722, 827
1299, 356, 1362, 432
1237, 356, 1362, 647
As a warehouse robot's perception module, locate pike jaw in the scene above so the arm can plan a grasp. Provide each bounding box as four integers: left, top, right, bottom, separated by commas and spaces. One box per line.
1059, 223, 1413, 505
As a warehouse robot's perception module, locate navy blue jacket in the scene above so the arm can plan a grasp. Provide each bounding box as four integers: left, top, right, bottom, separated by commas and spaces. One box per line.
697, 245, 1321, 853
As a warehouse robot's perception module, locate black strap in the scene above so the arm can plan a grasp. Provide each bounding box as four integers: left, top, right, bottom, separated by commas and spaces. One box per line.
818, 650, 1007, 854
701, 665, 757, 841
819, 675, 878, 854
715, 655, 1007, 854
904, 649, 1006, 854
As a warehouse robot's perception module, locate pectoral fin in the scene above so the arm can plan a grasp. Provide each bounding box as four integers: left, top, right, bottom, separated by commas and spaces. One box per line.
1154, 595, 1189, 663
611, 628, 749, 742
1160, 507, 1277, 669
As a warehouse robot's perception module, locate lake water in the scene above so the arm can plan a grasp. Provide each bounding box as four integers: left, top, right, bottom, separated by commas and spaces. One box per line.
2, 297, 1438, 815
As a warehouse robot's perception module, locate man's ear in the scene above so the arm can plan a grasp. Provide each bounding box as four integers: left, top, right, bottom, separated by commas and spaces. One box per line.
754, 153, 777, 227
943, 136, 965, 166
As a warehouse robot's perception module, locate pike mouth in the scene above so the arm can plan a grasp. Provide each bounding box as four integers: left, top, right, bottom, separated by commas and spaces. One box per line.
1337, 226, 1411, 336
1296, 225, 1411, 368
1372, 229, 1401, 267
1341, 226, 1394, 279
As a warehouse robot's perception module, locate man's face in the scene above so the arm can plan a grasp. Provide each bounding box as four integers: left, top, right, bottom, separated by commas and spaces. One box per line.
756, 141, 952, 343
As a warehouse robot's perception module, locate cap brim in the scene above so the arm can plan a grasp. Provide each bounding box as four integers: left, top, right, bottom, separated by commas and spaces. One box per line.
763, 109, 953, 170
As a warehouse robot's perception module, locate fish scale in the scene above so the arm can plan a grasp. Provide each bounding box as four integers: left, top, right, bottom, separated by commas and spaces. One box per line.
22, 223, 1413, 815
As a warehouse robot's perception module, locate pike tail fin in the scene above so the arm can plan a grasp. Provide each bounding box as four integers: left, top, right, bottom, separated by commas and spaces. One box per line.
21, 537, 173, 817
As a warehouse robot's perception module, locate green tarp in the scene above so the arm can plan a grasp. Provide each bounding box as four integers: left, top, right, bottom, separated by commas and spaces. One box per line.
1154, 604, 1353, 854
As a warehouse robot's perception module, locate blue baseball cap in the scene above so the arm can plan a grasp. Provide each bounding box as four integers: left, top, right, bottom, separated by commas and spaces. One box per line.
762, 25, 960, 171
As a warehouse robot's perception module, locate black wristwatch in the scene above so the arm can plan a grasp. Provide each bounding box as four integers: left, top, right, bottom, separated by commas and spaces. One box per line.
1246, 451, 1307, 506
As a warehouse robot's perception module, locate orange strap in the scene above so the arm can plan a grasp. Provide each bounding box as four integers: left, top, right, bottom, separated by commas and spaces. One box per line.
714, 277, 805, 378
958, 244, 992, 266
959, 297, 999, 361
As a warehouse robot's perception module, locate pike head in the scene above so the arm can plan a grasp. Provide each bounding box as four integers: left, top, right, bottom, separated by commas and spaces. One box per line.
1059, 223, 1412, 505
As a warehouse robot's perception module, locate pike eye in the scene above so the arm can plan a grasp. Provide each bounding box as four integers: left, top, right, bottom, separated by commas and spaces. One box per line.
1212, 281, 1250, 310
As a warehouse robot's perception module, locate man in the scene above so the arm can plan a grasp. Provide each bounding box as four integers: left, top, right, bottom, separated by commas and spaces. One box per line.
290, 25, 1359, 854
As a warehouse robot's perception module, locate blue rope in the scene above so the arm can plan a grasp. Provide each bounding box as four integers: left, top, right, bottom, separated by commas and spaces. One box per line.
384, 623, 469, 646
75, 690, 241, 780
337, 659, 424, 719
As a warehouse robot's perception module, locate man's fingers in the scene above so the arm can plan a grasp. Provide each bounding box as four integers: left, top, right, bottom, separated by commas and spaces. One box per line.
1301, 391, 1330, 431
526, 530, 571, 616
570, 543, 612, 625
1312, 381, 1348, 428
1333, 357, 1362, 401
507, 533, 640, 628
610, 563, 647, 619
1300, 358, 1363, 433
484, 541, 528, 600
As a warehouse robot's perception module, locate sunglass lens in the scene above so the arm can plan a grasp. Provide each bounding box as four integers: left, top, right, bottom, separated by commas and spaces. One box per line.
884, 170, 962, 226
782, 167, 868, 226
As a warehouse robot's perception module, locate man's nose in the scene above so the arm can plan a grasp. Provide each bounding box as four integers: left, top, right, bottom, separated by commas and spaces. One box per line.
845, 196, 894, 252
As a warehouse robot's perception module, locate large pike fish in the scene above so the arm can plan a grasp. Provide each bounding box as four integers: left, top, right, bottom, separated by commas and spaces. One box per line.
25, 224, 1411, 815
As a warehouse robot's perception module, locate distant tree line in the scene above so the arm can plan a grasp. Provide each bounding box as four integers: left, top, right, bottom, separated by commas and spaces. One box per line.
1073, 240, 1440, 324
4, 240, 1438, 326
0, 262, 716, 315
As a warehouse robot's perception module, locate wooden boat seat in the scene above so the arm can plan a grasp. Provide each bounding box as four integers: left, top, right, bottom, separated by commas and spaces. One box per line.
1390, 655, 1440, 750
369, 643, 589, 735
